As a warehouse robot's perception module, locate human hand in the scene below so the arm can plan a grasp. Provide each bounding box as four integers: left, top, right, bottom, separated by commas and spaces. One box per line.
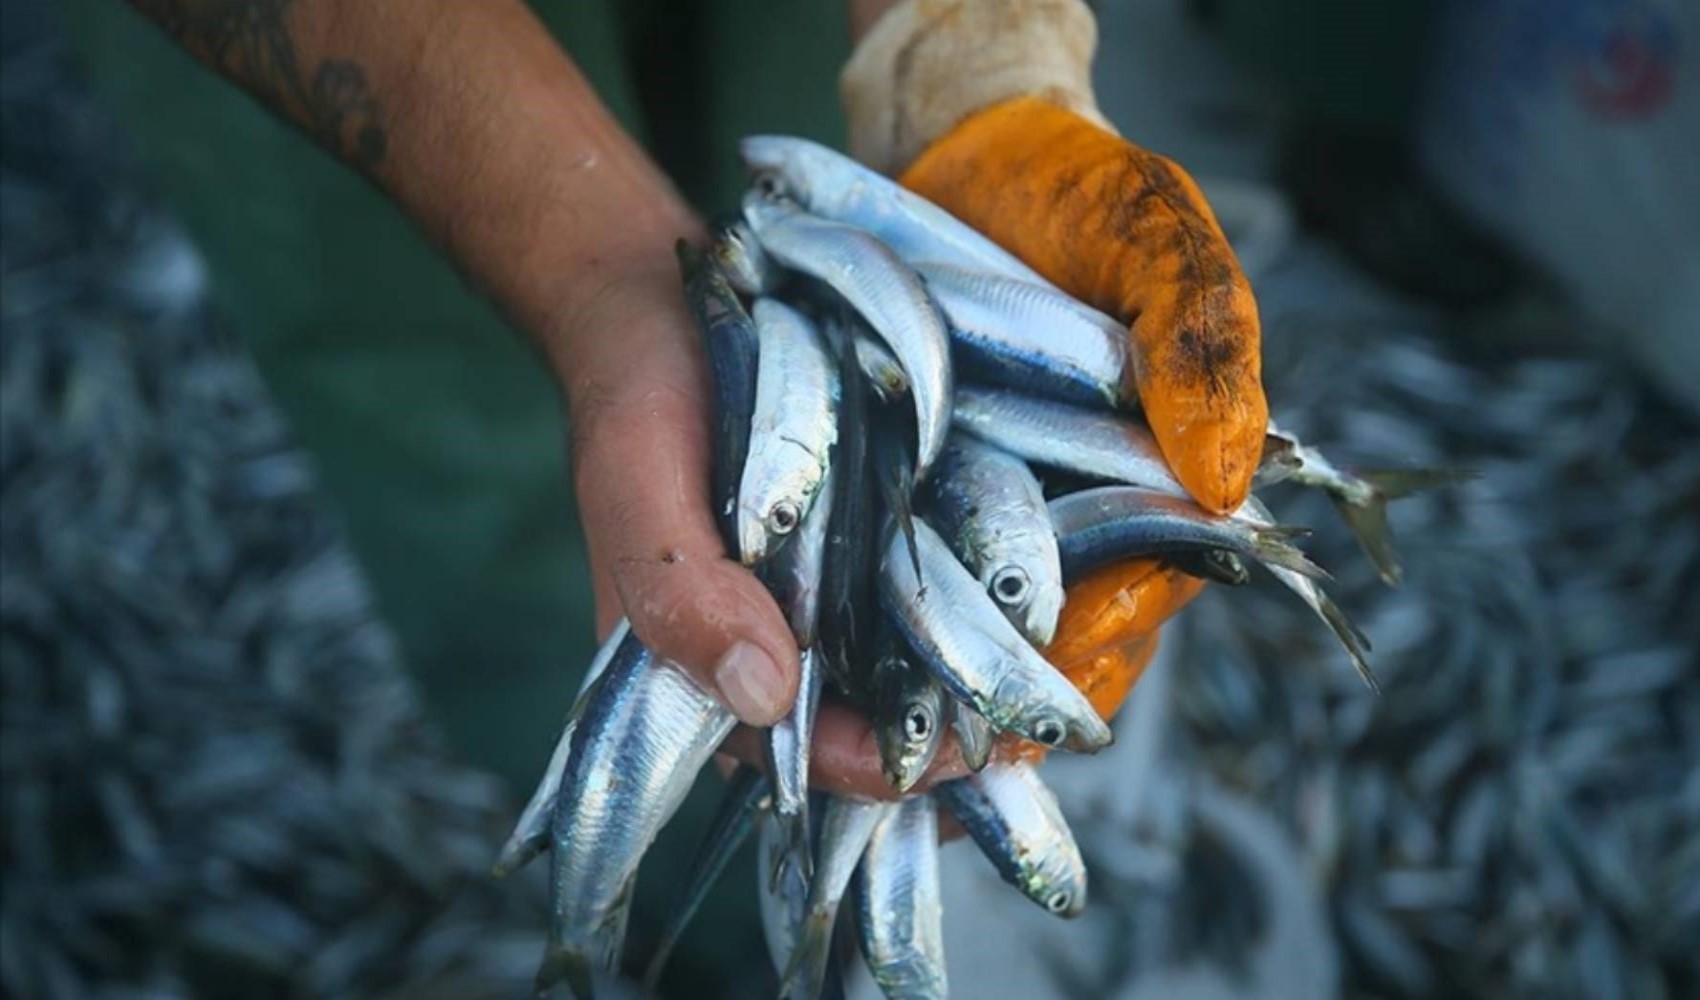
556, 238, 971, 799
843, 0, 1270, 727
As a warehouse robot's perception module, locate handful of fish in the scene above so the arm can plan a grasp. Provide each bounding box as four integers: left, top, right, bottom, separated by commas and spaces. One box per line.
504, 136, 1464, 998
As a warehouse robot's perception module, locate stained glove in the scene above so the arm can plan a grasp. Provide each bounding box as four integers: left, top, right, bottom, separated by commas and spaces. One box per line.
843, 0, 1268, 728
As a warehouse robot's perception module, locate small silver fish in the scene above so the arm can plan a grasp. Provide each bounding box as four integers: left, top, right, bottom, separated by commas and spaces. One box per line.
1048, 485, 1326, 584
741, 192, 952, 477
738, 298, 839, 564
780, 796, 896, 1000
710, 216, 780, 296
856, 796, 948, 999
952, 701, 996, 773
1261, 421, 1473, 585
952, 387, 1183, 495
757, 811, 812, 977
919, 263, 1128, 407
739, 135, 1051, 286
934, 760, 1087, 918
537, 637, 736, 997
492, 618, 631, 878
766, 466, 834, 889
879, 517, 1112, 753
926, 434, 1065, 646
873, 625, 948, 793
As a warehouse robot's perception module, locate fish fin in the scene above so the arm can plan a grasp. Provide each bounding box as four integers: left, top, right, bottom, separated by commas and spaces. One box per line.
778, 911, 836, 1000
534, 940, 595, 999
1249, 526, 1331, 582
1335, 468, 1476, 586
491, 795, 553, 878
954, 703, 994, 773
1315, 588, 1380, 694
1171, 549, 1251, 586
769, 807, 814, 894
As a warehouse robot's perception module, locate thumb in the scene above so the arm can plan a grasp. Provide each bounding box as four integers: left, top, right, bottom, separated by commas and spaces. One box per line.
562, 273, 799, 726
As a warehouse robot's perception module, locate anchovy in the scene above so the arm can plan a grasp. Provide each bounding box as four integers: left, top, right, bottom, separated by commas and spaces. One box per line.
818, 331, 878, 692
919, 263, 1127, 407
1261, 422, 1474, 585
678, 243, 760, 552
952, 388, 1184, 496
740, 134, 1051, 286
492, 618, 632, 878
709, 215, 781, 296
1048, 485, 1325, 584
873, 620, 948, 793
537, 636, 737, 997
757, 811, 812, 977
934, 760, 1088, 918
926, 435, 1064, 646
953, 392, 1378, 686
780, 796, 896, 1000
856, 797, 948, 999
879, 517, 1112, 752
641, 767, 771, 992
738, 298, 839, 564
741, 191, 952, 476
765, 468, 835, 890
952, 701, 996, 773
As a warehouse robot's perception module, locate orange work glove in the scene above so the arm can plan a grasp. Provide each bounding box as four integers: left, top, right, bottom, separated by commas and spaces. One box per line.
843, 0, 1268, 732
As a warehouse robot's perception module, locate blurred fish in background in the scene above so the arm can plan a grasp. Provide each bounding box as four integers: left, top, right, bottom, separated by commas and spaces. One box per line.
3, 1, 1698, 999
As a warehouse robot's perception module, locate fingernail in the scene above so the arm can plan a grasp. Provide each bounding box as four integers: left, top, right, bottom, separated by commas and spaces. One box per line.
714, 641, 788, 724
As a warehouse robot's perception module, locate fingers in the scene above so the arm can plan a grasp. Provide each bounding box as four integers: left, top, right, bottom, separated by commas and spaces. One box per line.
563, 274, 799, 726
896, 97, 1269, 512
718, 699, 970, 802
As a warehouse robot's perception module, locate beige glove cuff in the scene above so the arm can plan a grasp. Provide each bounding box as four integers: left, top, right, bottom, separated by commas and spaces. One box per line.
840, 0, 1109, 175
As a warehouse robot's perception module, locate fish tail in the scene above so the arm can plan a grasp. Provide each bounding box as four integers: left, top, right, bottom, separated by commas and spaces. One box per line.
770, 808, 814, 894
1249, 526, 1331, 582
779, 912, 835, 1000
1316, 588, 1380, 694
534, 940, 595, 999
1337, 467, 1476, 586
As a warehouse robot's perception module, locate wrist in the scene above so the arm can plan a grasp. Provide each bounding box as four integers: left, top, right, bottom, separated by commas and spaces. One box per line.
840, 0, 1109, 174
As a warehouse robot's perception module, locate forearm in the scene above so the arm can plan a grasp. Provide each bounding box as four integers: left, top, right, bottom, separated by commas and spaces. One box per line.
130, 0, 696, 363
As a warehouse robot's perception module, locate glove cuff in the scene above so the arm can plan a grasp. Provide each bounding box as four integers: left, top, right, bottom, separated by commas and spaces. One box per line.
840, 0, 1109, 175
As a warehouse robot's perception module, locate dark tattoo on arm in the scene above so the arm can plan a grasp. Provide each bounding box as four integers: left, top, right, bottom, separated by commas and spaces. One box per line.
130, 0, 387, 167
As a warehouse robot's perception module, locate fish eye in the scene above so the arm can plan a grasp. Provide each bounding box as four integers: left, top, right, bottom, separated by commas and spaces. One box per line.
991, 567, 1030, 607
767, 501, 801, 536
904, 705, 933, 740
1045, 890, 1072, 914
754, 173, 786, 199
1033, 717, 1066, 747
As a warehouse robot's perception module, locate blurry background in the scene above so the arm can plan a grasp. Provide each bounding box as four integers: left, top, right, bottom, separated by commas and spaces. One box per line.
3, 0, 1696, 997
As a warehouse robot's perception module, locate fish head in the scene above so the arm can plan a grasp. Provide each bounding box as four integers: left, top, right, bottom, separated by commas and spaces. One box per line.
737, 467, 817, 565
1024, 844, 1089, 919
992, 666, 1113, 754
874, 662, 946, 793
738, 135, 828, 204
986, 562, 1064, 648
710, 217, 775, 296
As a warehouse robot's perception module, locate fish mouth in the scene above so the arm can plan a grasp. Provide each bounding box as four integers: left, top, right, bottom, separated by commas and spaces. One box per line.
1063, 715, 1114, 753
738, 511, 770, 566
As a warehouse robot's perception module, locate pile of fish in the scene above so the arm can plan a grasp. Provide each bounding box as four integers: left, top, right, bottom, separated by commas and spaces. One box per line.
502, 136, 1458, 998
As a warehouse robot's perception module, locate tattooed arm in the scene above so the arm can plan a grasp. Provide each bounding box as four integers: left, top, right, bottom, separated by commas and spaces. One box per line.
130, 0, 946, 796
